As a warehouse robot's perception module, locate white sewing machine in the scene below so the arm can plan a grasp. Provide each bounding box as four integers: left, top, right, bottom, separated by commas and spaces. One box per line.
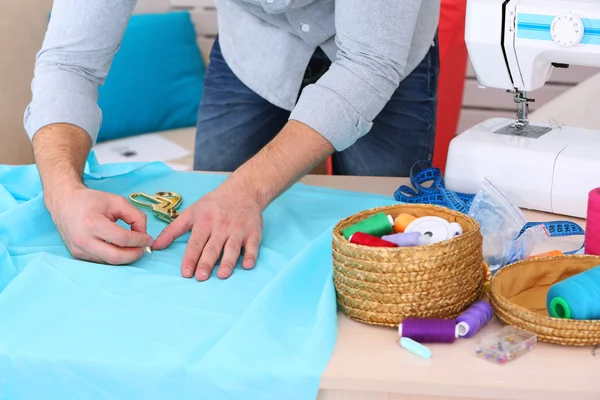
444, 0, 600, 218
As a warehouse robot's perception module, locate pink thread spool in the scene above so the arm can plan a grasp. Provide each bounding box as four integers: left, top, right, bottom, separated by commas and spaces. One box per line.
585, 188, 600, 255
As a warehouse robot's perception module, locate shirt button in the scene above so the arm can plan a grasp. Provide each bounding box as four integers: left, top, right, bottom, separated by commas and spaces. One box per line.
301, 24, 310, 32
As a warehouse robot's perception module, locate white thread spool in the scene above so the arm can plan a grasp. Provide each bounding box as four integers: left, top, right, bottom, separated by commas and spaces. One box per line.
404, 216, 463, 244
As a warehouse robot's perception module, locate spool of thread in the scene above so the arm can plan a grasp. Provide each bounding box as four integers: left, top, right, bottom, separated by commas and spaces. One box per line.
404, 216, 463, 244
342, 212, 394, 240
349, 232, 398, 248
393, 213, 417, 233
399, 337, 432, 359
398, 318, 459, 343
585, 188, 600, 255
455, 300, 494, 338
381, 232, 431, 247
547, 265, 600, 319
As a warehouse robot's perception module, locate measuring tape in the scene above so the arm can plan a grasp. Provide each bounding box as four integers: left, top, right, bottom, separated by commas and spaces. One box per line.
393, 161, 585, 254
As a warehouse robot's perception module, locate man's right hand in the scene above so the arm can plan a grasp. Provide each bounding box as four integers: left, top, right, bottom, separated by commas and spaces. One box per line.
45, 186, 153, 265
31, 124, 153, 265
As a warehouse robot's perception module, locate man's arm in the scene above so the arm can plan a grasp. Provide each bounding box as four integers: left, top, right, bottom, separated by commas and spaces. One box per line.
25, 0, 137, 197
32, 124, 90, 209
25, 1, 154, 265
223, 0, 431, 207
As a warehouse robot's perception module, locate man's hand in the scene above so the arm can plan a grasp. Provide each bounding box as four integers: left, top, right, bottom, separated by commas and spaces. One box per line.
152, 120, 333, 281
32, 123, 152, 265
152, 181, 263, 281
47, 187, 154, 264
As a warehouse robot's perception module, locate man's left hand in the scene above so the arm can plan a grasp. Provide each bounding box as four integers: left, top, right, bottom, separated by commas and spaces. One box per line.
151, 182, 263, 281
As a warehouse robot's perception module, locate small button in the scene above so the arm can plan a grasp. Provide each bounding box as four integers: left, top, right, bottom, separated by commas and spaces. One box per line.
301, 24, 310, 32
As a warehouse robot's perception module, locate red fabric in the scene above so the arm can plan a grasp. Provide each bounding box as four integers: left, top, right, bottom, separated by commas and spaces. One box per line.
326, 0, 467, 175
433, 0, 468, 174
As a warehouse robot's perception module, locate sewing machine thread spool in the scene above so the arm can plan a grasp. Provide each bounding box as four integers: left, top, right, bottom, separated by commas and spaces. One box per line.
547, 265, 600, 320
342, 212, 394, 239
455, 300, 494, 338
349, 232, 397, 248
398, 318, 459, 343
585, 188, 600, 256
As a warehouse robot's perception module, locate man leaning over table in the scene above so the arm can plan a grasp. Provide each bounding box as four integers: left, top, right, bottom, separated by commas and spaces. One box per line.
24, 0, 440, 281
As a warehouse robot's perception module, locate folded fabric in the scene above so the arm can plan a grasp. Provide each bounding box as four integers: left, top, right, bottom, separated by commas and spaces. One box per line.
0, 157, 395, 400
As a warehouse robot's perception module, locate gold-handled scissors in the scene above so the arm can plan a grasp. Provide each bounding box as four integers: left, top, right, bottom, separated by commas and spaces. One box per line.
129, 191, 182, 223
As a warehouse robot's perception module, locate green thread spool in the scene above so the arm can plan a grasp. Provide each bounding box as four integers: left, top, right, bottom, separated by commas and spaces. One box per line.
342, 212, 394, 240
547, 265, 600, 320
549, 297, 571, 319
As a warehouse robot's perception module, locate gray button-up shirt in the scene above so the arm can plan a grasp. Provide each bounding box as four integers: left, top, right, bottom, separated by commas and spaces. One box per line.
24, 0, 440, 152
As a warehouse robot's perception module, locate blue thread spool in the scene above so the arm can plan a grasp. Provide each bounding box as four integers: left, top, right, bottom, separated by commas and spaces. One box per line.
547, 265, 600, 320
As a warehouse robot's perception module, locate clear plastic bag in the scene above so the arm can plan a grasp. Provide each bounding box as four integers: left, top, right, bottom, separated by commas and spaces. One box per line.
468, 179, 549, 275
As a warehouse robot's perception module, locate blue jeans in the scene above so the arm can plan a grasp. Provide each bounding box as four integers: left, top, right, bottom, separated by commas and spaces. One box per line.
194, 36, 439, 176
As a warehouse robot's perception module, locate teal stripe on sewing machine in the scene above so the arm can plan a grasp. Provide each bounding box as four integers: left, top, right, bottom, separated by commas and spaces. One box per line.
516, 13, 600, 44
393, 161, 585, 254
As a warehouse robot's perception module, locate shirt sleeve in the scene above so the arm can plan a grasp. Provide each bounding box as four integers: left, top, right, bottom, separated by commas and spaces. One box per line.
23, 0, 137, 144
289, 0, 427, 152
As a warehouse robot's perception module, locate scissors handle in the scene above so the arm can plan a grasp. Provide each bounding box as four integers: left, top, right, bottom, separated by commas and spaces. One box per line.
129, 192, 170, 210
129, 191, 182, 223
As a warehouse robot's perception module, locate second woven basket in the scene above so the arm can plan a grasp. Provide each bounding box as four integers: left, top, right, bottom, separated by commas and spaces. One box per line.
332, 203, 485, 327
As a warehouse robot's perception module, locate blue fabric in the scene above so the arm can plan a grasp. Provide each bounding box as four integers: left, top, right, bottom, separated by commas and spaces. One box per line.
97, 11, 205, 142
193, 35, 439, 176
0, 157, 395, 399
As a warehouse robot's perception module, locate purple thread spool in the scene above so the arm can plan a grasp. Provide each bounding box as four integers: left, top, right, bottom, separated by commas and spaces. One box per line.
398, 318, 458, 343
456, 300, 494, 338
381, 232, 430, 247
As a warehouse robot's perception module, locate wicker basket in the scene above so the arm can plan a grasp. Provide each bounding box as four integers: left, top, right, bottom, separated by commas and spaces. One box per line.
332, 203, 485, 327
489, 254, 600, 346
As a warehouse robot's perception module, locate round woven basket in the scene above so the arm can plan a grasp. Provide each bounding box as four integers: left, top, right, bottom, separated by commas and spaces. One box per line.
489, 254, 600, 346
332, 203, 485, 327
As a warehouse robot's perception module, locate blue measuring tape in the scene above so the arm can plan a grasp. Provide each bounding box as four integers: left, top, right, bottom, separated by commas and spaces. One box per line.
393, 161, 585, 255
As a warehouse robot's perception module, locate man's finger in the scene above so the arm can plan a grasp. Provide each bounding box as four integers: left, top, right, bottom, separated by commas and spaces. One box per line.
181, 228, 210, 278
86, 238, 145, 265
112, 197, 148, 233
196, 235, 226, 281
217, 235, 243, 279
95, 218, 153, 248
242, 231, 261, 269
152, 213, 192, 250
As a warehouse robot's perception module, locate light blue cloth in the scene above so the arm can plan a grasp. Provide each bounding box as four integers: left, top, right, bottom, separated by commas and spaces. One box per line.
0, 157, 395, 399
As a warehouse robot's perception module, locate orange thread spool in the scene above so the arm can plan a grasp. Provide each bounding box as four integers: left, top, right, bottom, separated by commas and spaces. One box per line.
394, 214, 417, 233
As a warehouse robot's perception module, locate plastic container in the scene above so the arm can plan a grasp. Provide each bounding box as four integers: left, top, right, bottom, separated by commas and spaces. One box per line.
475, 325, 537, 365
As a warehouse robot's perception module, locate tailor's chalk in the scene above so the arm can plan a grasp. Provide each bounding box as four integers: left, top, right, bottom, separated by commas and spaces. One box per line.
529, 250, 563, 259
400, 337, 432, 359
146, 247, 152, 254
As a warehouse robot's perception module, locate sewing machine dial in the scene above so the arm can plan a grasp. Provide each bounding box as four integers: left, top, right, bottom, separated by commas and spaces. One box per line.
551, 14, 584, 47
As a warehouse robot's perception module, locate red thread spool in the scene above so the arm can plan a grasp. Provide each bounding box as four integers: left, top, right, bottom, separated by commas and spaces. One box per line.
349, 232, 398, 248
585, 188, 600, 255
